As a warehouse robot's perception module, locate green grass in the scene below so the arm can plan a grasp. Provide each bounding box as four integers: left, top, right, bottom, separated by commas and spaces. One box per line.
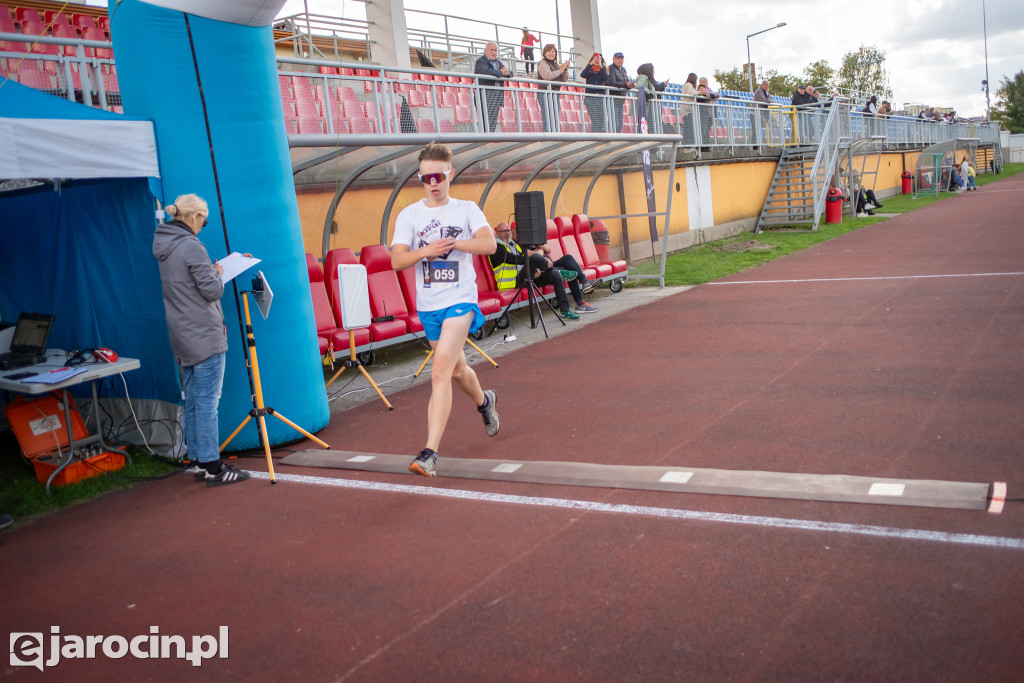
650, 162, 1023, 287
0, 432, 180, 526
2, 163, 1021, 526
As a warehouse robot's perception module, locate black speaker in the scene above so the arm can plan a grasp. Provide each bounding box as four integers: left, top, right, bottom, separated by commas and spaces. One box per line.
513, 191, 547, 247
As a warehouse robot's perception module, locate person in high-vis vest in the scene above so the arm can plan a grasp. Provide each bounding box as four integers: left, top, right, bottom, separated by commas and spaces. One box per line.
489, 222, 598, 320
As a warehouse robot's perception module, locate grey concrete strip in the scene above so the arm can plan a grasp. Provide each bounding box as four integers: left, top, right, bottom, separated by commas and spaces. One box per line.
281, 450, 992, 511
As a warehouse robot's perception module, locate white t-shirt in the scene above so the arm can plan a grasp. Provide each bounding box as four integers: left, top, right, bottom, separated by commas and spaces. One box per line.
391, 197, 489, 312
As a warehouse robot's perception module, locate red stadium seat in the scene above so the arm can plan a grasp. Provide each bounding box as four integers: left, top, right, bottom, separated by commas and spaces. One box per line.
19, 20, 59, 55
347, 116, 373, 134
455, 105, 473, 125
51, 24, 79, 57
15, 8, 43, 25
394, 266, 423, 333
306, 254, 364, 355
474, 249, 522, 309
322, 248, 374, 350
0, 8, 17, 39
553, 217, 597, 281
571, 214, 621, 277
415, 117, 436, 133
81, 26, 112, 59
44, 11, 71, 27
589, 218, 624, 266
359, 244, 420, 338
72, 14, 99, 30
471, 255, 504, 315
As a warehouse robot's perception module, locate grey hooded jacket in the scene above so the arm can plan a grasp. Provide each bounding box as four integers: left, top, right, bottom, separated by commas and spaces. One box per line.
152, 220, 227, 367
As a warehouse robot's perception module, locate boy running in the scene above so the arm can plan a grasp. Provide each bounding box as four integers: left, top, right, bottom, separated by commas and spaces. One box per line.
391, 142, 500, 477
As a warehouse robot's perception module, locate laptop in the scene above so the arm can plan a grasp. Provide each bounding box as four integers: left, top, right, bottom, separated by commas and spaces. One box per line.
0, 313, 55, 370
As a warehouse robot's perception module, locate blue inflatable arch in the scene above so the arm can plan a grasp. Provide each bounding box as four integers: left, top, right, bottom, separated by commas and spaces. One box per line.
109, 0, 328, 449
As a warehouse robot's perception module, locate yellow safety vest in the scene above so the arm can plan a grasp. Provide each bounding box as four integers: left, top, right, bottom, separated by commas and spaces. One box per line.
493, 240, 523, 290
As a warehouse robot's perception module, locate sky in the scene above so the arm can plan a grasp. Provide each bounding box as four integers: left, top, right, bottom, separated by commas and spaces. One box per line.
272, 0, 1024, 118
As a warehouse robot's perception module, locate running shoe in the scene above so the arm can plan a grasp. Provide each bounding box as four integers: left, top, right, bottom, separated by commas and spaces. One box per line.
580, 280, 597, 295
186, 463, 206, 482
205, 463, 251, 487
574, 302, 599, 314
409, 449, 437, 477
559, 309, 580, 320
558, 269, 578, 282
478, 389, 500, 437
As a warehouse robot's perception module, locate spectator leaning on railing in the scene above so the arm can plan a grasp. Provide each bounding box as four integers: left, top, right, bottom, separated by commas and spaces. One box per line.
475, 42, 511, 132
678, 73, 698, 141
580, 52, 609, 133
752, 80, 771, 141
698, 76, 719, 100
607, 52, 635, 133
537, 43, 570, 132
791, 84, 813, 106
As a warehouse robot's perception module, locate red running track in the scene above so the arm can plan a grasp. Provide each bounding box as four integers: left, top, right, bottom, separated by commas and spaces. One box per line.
3, 174, 1023, 681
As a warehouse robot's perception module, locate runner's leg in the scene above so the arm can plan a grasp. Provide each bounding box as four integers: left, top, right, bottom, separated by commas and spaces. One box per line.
425, 312, 481, 451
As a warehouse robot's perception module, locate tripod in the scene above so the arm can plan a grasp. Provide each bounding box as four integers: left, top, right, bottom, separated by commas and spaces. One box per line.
325, 329, 393, 410
220, 283, 330, 484
491, 245, 565, 339
414, 337, 499, 378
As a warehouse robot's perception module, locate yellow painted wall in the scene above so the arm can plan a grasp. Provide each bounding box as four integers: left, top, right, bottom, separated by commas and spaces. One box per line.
709, 161, 777, 225
297, 153, 946, 258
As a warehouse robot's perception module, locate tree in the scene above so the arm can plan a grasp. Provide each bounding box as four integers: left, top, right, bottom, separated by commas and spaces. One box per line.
992, 70, 1024, 133
836, 45, 892, 99
713, 67, 749, 92
802, 60, 835, 92
763, 69, 801, 98
714, 66, 800, 95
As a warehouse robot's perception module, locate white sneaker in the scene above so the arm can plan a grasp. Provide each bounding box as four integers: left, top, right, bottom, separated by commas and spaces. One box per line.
864, 204, 875, 210
857, 212, 869, 218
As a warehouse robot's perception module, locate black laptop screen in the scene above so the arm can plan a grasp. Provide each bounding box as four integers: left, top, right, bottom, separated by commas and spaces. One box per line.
11, 314, 54, 354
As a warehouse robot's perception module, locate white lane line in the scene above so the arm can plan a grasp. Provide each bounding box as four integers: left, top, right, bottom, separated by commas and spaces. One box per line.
250, 471, 1024, 551
709, 272, 1024, 286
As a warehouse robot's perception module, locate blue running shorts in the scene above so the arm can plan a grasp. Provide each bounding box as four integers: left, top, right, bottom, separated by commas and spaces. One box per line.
419, 303, 485, 342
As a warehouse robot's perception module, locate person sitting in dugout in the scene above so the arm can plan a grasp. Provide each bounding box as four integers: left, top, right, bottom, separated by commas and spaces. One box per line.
489, 222, 598, 320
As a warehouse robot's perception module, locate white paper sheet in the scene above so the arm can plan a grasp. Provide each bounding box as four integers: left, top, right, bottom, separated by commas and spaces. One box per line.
217, 253, 261, 284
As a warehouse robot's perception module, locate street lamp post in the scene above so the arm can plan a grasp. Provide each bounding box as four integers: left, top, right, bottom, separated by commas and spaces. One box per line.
983, 0, 991, 121
746, 22, 787, 92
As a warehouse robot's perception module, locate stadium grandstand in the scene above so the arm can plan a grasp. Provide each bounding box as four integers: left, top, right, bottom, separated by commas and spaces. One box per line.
0, 0, 1005, 447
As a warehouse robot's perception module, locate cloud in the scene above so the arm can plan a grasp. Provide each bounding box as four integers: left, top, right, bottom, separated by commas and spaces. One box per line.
899, 0, 1024, 42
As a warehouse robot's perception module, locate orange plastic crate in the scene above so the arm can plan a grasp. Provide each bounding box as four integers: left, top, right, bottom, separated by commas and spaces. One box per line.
31, 450, 125, 487
4, 394, 88, 461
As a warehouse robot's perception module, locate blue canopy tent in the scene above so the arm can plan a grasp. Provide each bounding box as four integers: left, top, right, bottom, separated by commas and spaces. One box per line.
0, 80, 182, 449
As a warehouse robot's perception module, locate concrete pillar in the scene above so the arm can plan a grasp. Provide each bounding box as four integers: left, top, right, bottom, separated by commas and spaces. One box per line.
366, 0, 411, 69
569, 0, 602, 66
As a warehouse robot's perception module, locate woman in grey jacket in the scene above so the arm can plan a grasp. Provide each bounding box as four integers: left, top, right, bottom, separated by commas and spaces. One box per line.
152, 194, 248, 487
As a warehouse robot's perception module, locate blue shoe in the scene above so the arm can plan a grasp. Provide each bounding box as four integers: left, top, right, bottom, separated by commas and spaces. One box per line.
574, 302, 599, 314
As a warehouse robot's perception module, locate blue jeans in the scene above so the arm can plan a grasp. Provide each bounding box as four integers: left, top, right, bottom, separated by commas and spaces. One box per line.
182, 352, 226, 463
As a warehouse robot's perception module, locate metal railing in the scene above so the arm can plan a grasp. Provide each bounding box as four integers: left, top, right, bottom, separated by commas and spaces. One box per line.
272, 9, 579, 78
1, 32, 119, 110
808, 102, 851, 227
2, 34, 1001, 156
